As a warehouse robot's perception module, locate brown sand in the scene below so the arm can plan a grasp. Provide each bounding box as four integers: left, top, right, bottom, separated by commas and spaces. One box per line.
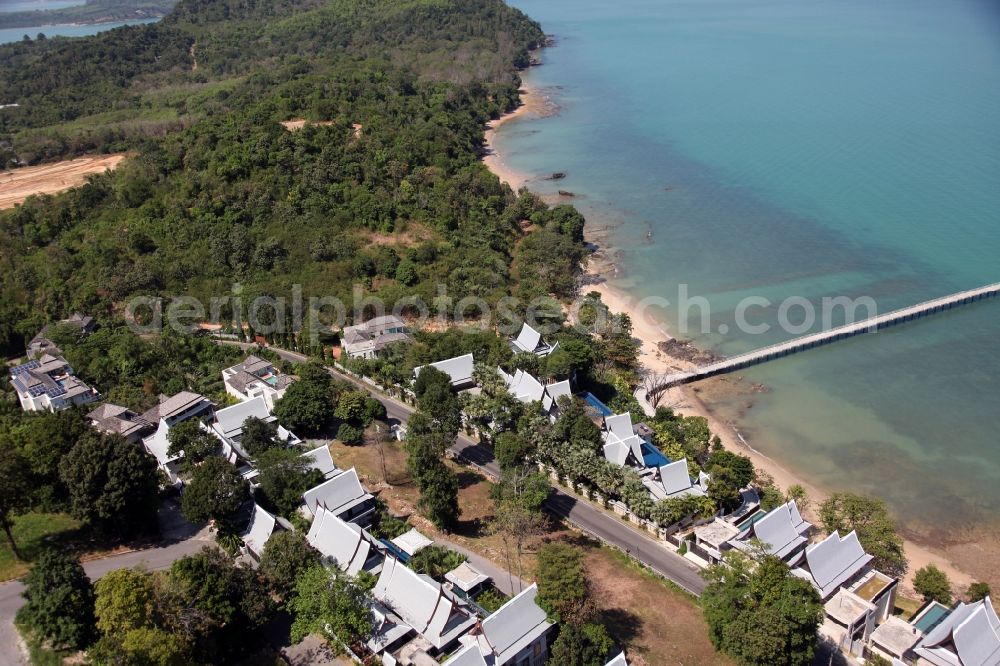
585, 279, 976, 593
482, 81, 555, 191
0, 154, 127, 209
481, 72, 983, 595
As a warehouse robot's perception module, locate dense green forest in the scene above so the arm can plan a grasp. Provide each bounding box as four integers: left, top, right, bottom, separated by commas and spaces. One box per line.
0, 0, 177, 30
0, 0, 590, 358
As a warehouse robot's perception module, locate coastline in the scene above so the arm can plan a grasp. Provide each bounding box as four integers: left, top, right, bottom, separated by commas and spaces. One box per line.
482, 80, 555, 192
484, 73, 979, 593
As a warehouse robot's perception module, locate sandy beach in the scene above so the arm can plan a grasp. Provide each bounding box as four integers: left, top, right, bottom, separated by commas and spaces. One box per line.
482, 75, 982, 594
482, 81, 555, 191
584, 278, 975, 592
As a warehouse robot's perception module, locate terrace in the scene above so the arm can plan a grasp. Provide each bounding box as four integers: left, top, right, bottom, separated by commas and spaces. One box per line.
853, 571, 894, 603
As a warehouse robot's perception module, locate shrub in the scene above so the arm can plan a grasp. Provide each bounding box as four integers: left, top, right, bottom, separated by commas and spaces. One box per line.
914, 564, 952, 605
336, 422, 364, 445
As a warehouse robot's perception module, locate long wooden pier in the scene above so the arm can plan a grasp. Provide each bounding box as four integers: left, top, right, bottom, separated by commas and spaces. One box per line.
648, 282, 1000, 399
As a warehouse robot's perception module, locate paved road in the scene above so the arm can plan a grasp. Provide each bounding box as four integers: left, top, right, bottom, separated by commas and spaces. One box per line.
0, 533, 212, 665
222, 342, 708, 595
543, 492, 706, 595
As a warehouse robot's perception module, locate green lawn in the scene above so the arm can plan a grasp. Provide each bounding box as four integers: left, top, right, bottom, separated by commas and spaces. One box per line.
894, 594, 924, 620
0, 512, 82, 582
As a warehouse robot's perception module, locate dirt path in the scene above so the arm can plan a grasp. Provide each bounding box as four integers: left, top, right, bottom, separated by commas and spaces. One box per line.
0, 154, 127, 209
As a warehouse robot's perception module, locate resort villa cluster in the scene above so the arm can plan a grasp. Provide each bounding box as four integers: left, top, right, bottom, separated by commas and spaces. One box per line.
8, 313, 997, 666
7, 315, 637, 666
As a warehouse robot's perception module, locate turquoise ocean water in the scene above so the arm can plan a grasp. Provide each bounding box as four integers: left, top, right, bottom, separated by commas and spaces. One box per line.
501, 0, 1000, 538
0, 18, 156, 45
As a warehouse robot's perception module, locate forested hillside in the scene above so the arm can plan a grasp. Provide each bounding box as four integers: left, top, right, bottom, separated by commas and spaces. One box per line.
0, 0, 587, 357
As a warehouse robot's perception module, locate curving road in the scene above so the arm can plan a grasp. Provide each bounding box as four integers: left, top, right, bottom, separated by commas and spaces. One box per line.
0, 528, 213, 665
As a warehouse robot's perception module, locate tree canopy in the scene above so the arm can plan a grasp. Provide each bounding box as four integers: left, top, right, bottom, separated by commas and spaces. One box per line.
59, 432, 160, 537
289, 565, 373, 651
180, 457, 250, 526
819, 493, 907, 576
258, 530, 320, 598
167, 419, 220, 473
913, 564, 952, 605
701, 551, 823, 666
273, 366, 334, 435
16, 548, 96, 650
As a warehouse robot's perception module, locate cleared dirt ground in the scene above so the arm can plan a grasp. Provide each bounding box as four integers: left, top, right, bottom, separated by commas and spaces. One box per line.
0, 154, 126, 209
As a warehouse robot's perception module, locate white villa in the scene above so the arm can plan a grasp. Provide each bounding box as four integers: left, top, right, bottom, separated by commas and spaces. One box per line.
222, 354, 295, 410
341, 315, 411, 359
911, 596, 1000, 666
306, 505, 381, 575
241, 504, 282, 561
643, 458, 708, 501
791, 530, 875, 600
445, 562, 491, 600
602, 412, 646, 468
368, 556, 478, 659
210, 396, 301, 465
414, 353, 476, 390
509, 322, 558, 357
301, 467, 376, 526
139, 391, 215, 484
9, 355, 99, 412
301, 444, 339, 480
458, 583, 553, 666
730, 500, 812, 562
499, 367, 572, 421
87, 403, 152, 442
391, 528, 433, 559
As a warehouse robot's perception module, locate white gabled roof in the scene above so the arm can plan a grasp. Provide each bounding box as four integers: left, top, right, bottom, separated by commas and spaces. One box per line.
414, 353, 475, 387
656, 459, 703, 499
914, 596, 1000, 666
243, 504, 279, 557
302, 467, 372, 516
301, 445, 339, 479
792, 530, 874, 598
142, 420, 181, 467
513, 323, 542, 354
605, 652, 629, 666
447, 643, 489, 666
392, 528, 433, 557
503, 368, 546, 403
373, 556, 476, 649
621, 434, 646, 464
546, 379, 571, 405
306, 506, 372, 575
603, 439, 631, 467
734, 501, 812, 560
473, 583, 552, 663
214, 395, 274, 440
604, 412, 634, 442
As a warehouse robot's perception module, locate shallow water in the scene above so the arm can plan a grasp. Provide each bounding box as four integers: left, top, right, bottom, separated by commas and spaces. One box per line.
0, 17, 156, 45
501, 0, 1000, 532
0, 0, 85, 13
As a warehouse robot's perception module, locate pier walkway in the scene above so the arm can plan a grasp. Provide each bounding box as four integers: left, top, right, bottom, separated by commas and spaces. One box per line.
648, 282, 1000, 399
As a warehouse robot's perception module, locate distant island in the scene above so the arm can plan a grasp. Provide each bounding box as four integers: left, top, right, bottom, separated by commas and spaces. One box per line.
0, 0, 177, 29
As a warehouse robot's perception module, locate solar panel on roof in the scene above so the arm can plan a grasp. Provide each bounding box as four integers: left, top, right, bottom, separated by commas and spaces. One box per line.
10, 359, 41, 374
